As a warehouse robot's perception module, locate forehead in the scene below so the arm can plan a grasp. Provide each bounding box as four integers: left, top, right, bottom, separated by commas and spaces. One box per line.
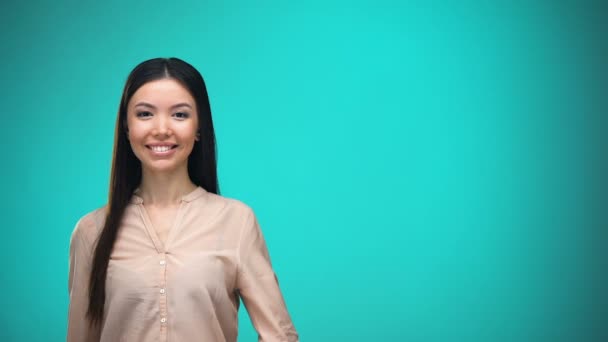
128, 78, 196, 108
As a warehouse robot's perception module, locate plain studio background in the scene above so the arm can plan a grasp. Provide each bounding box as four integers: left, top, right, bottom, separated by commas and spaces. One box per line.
1, 1, 606, 341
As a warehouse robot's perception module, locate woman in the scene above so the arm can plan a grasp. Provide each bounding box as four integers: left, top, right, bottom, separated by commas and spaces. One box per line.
67, 58, 298, 342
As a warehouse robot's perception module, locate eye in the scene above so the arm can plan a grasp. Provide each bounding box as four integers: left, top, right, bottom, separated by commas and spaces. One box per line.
136, 111, 152, 118
173, 112, 190, 119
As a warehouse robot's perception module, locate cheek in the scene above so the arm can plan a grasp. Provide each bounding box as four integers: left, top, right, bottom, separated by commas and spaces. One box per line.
126, 121, 146, 141
185, 134, 199, 153
126, 131, 149, 158
182, 138, 197, 152
180, 127, 199, 142
128, 132, 147, 147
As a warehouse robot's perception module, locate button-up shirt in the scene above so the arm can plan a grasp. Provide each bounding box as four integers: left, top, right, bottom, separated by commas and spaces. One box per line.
67, 186, 298, 341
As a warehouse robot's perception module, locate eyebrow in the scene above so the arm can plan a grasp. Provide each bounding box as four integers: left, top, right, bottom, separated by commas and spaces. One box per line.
134, 101, 193, 110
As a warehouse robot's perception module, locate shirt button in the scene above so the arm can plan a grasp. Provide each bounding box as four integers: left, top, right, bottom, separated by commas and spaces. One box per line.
160, 288, 165, 294
160, 317, 167, 323
159, 260, 166, 266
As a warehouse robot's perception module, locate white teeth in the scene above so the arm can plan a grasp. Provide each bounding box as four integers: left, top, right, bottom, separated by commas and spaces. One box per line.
151, 145, 172, 152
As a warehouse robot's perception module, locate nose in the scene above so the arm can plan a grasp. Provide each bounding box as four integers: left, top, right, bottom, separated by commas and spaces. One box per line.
152, 115, 172, 137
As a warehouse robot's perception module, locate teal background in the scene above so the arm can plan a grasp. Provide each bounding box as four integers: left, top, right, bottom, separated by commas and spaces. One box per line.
1, 0, 606, 341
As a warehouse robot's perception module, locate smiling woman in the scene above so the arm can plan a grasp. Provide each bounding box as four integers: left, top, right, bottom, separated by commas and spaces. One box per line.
66, 58, 299, 342
127, 79, 200, 174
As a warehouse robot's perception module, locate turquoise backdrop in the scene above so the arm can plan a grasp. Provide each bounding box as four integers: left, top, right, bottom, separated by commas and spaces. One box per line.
1, 0, 606, 341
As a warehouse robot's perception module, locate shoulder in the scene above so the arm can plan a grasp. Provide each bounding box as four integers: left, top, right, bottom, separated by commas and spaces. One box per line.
70, 205, 108, 249
207, 194, 262, 238
200, 191, 255, 221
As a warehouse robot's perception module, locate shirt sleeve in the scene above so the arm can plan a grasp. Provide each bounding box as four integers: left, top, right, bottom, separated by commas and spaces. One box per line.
236, 208, 299, 342
67, 214, 102, 342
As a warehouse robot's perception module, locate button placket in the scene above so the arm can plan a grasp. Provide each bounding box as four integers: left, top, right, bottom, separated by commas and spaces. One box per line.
135, 194, 200, 342
159, 253, 168, 341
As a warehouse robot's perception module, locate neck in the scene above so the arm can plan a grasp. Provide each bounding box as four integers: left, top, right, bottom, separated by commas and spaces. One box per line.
138, 166, 197, 207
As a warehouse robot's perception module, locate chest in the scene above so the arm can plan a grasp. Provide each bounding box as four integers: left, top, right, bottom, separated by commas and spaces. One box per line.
107, 204, 241, 298
144, 205, 179, 246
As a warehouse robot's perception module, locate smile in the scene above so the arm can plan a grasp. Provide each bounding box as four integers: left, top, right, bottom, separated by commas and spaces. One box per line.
145, 145, 178, 155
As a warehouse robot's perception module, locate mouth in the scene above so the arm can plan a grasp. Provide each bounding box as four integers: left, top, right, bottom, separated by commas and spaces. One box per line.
146, 145, 178, 153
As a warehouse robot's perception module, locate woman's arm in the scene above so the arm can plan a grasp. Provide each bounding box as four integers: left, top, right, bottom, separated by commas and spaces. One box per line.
236, 209, 299, 342
67, 214, 102, 342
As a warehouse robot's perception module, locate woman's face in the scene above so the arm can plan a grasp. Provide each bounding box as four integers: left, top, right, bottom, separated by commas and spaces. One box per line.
126, 78, 199, 175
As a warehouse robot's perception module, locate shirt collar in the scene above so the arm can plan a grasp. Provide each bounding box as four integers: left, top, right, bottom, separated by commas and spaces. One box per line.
129, 186, 207, 204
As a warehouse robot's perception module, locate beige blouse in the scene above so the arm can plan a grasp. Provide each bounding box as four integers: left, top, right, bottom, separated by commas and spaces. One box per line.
67, 186, 298, 342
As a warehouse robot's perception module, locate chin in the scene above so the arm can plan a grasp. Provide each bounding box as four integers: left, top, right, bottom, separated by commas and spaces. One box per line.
142, 161, 188, 174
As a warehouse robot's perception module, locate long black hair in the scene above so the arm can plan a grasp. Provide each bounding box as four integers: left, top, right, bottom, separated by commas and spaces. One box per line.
87, 57, 219, 326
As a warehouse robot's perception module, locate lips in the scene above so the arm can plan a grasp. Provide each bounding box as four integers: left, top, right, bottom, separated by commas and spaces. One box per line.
147, 145, 176, 151
145, 144, 179, 156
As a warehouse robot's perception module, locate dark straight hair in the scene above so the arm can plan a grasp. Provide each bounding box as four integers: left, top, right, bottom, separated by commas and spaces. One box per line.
87, 57, 219, 326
